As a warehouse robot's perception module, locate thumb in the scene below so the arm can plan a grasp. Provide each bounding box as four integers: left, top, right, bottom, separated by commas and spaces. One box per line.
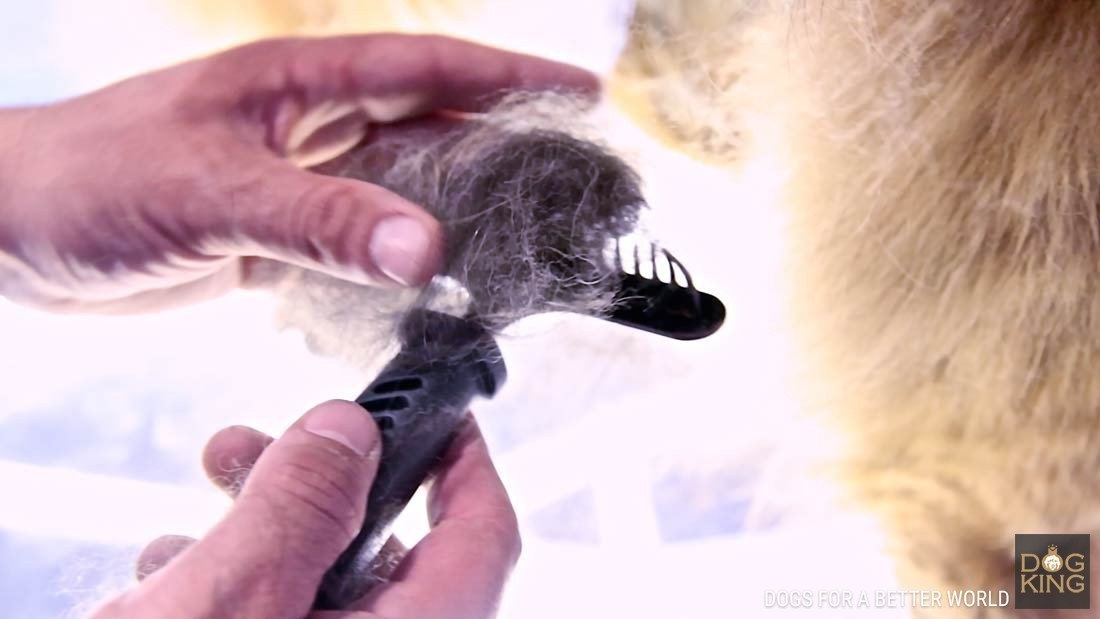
215, 159, 444, 288
136, 401, 381, 619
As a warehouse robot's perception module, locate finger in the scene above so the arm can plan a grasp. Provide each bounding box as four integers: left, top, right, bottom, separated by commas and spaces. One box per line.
137, 401, 382, 619
239, 256, 298, 290
201, 425, 274, 497
307, 113, 464, 178
216, 33, 599, 119
352, 415, 520, 619
209, 34, 599, 168
284, 105, 464, 169
20, 262, 243, 315
366, 535, 409, 583
305, 537, 410, 619
204, 157, 444, 288
135, 535, 197, 582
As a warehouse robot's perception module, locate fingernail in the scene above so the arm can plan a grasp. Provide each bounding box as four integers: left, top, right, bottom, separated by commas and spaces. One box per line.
369, 215, 433, 286
304, 404, 377, 456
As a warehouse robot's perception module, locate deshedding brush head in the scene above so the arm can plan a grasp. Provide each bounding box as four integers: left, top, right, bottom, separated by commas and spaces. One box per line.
316, 93, 648, 331
437, 128, 646, 328
282, 93, 724, 373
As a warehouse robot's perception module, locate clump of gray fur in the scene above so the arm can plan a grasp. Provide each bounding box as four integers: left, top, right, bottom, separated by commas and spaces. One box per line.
275, 93, 647, 372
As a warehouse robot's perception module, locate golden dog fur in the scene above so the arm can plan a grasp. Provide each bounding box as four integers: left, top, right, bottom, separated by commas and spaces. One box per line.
615, 2, 1100, 616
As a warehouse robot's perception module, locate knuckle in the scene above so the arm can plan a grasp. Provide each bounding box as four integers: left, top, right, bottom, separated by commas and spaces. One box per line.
202, 38, 303, 109
291, 181, 363, 262
298, 181, 361, 221
262, 448, 364, 541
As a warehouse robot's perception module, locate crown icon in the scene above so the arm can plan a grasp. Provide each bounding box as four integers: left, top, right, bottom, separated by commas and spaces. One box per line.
1049, 545, 1059, 553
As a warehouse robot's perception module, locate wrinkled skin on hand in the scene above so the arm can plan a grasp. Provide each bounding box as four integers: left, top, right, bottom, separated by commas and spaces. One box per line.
94, 401, 520, 619
0, 34, 597, 313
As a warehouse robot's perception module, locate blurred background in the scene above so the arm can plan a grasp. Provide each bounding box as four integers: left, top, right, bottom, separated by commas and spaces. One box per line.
0, 1, 902, 616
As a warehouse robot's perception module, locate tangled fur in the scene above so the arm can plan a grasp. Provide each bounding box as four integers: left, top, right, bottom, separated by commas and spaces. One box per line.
274, 94, 646, 371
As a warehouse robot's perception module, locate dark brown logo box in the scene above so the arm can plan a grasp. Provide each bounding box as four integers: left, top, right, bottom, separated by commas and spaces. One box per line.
1015, 534, 1090, 610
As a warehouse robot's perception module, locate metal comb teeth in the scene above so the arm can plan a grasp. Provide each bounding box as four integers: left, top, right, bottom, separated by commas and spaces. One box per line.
605, 238, 726, 340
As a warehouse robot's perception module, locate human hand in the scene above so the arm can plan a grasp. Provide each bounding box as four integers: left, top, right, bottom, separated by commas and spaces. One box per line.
0, 35, 597, 312
93, 400, 520, 618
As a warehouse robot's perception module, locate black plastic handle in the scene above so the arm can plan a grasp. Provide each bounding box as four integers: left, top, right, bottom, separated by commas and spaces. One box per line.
313, 309, 507, 610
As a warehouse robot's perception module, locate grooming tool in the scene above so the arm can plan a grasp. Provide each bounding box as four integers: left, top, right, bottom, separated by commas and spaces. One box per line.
306, 111, 727, 609
313, 238, 725, 610
606, 240, 726, 340
314, 309, 505, 609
